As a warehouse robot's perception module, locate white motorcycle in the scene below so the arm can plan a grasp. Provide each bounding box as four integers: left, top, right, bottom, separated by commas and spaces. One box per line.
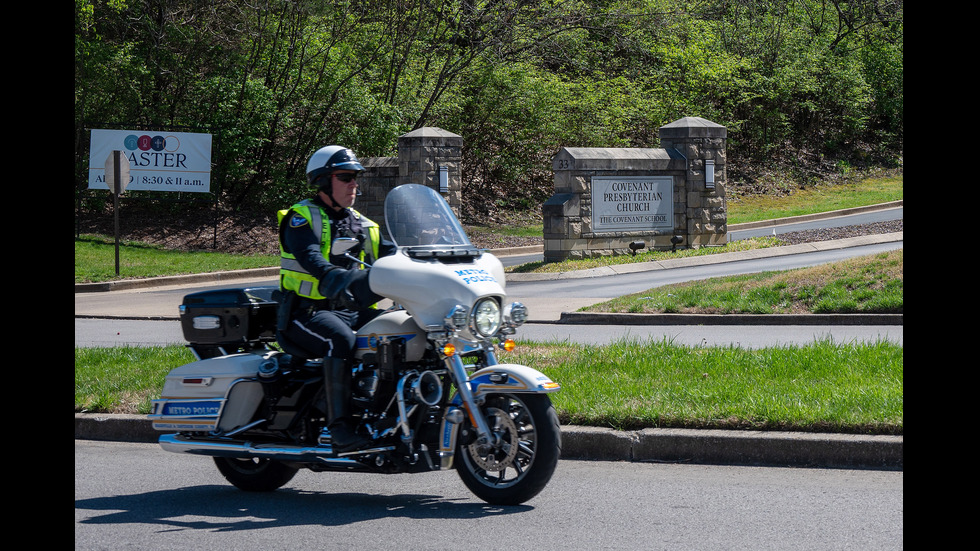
148, 184, 561, 505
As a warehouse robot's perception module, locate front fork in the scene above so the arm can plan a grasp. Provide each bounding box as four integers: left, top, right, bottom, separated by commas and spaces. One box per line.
436, 342, 499, 468
446, 348, 496, 443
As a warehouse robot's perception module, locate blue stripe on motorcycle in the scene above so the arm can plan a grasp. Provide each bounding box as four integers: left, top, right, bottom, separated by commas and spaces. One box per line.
355, 333, 417, 351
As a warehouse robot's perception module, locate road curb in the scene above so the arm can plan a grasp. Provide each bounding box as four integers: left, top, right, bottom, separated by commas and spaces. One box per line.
560, 426, 902, 469
74, 413, 902, 471
556, 312, 903, 325
75, 267, 280, 293
726, 201, 903, 231
505, 232, 903, 282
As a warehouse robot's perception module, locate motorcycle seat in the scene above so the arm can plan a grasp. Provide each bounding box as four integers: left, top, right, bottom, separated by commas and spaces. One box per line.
275, 330, 321, 361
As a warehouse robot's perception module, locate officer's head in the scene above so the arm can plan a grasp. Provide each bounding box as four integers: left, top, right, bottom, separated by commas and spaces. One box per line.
306, 145, 364, 209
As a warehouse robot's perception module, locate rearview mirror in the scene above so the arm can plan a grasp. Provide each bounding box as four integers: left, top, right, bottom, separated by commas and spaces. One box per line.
332, 237, 359, 255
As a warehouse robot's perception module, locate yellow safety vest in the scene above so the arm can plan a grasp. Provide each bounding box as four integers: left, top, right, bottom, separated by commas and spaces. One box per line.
278, 200, 381, 301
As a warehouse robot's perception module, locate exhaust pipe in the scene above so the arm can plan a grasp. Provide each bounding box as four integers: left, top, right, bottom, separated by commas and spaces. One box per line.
158, 434, 370, 469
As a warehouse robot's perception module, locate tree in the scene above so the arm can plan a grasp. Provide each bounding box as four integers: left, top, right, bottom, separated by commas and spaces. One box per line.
75, 0, 903, 219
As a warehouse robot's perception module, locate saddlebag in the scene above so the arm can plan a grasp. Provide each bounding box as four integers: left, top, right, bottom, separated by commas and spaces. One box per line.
179, 287, 279, 347
148, 352, 275, 433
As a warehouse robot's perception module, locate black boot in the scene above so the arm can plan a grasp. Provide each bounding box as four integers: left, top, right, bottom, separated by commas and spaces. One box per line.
323, 357, 369, 452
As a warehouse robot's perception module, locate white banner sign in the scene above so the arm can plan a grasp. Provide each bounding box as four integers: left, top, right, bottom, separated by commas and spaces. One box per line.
592, 176, 673, 232
88, 129, 212, 192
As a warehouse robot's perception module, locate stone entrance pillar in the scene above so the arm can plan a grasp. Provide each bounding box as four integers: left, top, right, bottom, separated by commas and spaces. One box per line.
659, 117, 727, 248
543, 117, 727, 262
359, 127, 463, 235
397, 127, 463, 216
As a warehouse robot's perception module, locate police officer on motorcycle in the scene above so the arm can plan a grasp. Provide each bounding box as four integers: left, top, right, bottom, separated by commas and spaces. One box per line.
277, 145, 395, 452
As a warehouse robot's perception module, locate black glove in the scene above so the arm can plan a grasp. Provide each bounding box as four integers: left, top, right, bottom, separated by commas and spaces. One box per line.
346, 268, 383, 308
318, 268, 382, 310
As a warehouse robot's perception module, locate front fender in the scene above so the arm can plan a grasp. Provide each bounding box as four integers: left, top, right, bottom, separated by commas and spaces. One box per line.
468, 363, 561, 397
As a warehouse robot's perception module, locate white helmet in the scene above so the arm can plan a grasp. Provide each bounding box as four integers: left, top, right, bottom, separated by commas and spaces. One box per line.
306, 145, 365, 187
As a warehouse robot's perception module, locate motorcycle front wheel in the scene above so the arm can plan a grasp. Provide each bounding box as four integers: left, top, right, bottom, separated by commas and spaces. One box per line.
456, 393, 561, 506
213, 457, 299, 492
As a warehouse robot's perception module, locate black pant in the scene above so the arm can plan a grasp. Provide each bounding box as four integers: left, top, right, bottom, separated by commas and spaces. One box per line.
282, 308, 381, 360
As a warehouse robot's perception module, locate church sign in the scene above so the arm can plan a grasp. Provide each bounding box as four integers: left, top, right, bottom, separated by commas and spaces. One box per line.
591, 176, 673, 232
88, 129, 213, 193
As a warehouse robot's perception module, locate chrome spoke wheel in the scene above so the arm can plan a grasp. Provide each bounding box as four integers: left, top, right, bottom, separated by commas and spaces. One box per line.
457, 393, 561, 505
465, 405, 527, 480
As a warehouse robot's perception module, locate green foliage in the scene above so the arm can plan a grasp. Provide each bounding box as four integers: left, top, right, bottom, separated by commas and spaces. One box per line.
75, 0, 903, 214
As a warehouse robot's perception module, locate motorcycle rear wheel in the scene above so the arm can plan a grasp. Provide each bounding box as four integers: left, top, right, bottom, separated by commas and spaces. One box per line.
213, 457, 299, 492
456, 393, 561, 506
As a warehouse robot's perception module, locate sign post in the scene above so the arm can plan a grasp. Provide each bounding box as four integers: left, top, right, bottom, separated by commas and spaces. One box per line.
104, 151, 131, 276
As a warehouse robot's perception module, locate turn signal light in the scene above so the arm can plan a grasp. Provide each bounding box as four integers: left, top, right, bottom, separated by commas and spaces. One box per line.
442, 343, 456, 356
501, 339, 516, 352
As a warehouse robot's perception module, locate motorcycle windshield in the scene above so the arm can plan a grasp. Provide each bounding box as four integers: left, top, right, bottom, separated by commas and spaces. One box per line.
384, 184, 478, 255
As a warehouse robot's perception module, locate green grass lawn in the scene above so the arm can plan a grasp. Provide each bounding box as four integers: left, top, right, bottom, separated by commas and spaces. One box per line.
584, 249, 903, 315
75, 234, 277, 283
727, 174, 903, 224
511, 338, 903, 434
75, 338, 903, 434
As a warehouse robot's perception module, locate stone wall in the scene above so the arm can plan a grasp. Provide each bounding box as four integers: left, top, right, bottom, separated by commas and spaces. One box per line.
354, 119, 725, 257
357, 156, 399, 228
543, 117, 727, 262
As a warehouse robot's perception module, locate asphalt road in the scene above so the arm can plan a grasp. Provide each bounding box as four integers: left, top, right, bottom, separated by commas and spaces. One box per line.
75, 315, 902, 349
75, 440, 904, 550
459, 205, 904, 268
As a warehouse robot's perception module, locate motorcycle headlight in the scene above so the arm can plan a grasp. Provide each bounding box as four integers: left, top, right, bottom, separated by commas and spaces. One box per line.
470, 298, 501, 337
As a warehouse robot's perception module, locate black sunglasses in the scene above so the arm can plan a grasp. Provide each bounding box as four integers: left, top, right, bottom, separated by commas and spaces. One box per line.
333, 173, 358, 183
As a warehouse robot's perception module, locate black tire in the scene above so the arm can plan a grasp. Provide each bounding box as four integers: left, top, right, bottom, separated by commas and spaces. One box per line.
213, 457, 299, 492
456, 393, 561, 505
